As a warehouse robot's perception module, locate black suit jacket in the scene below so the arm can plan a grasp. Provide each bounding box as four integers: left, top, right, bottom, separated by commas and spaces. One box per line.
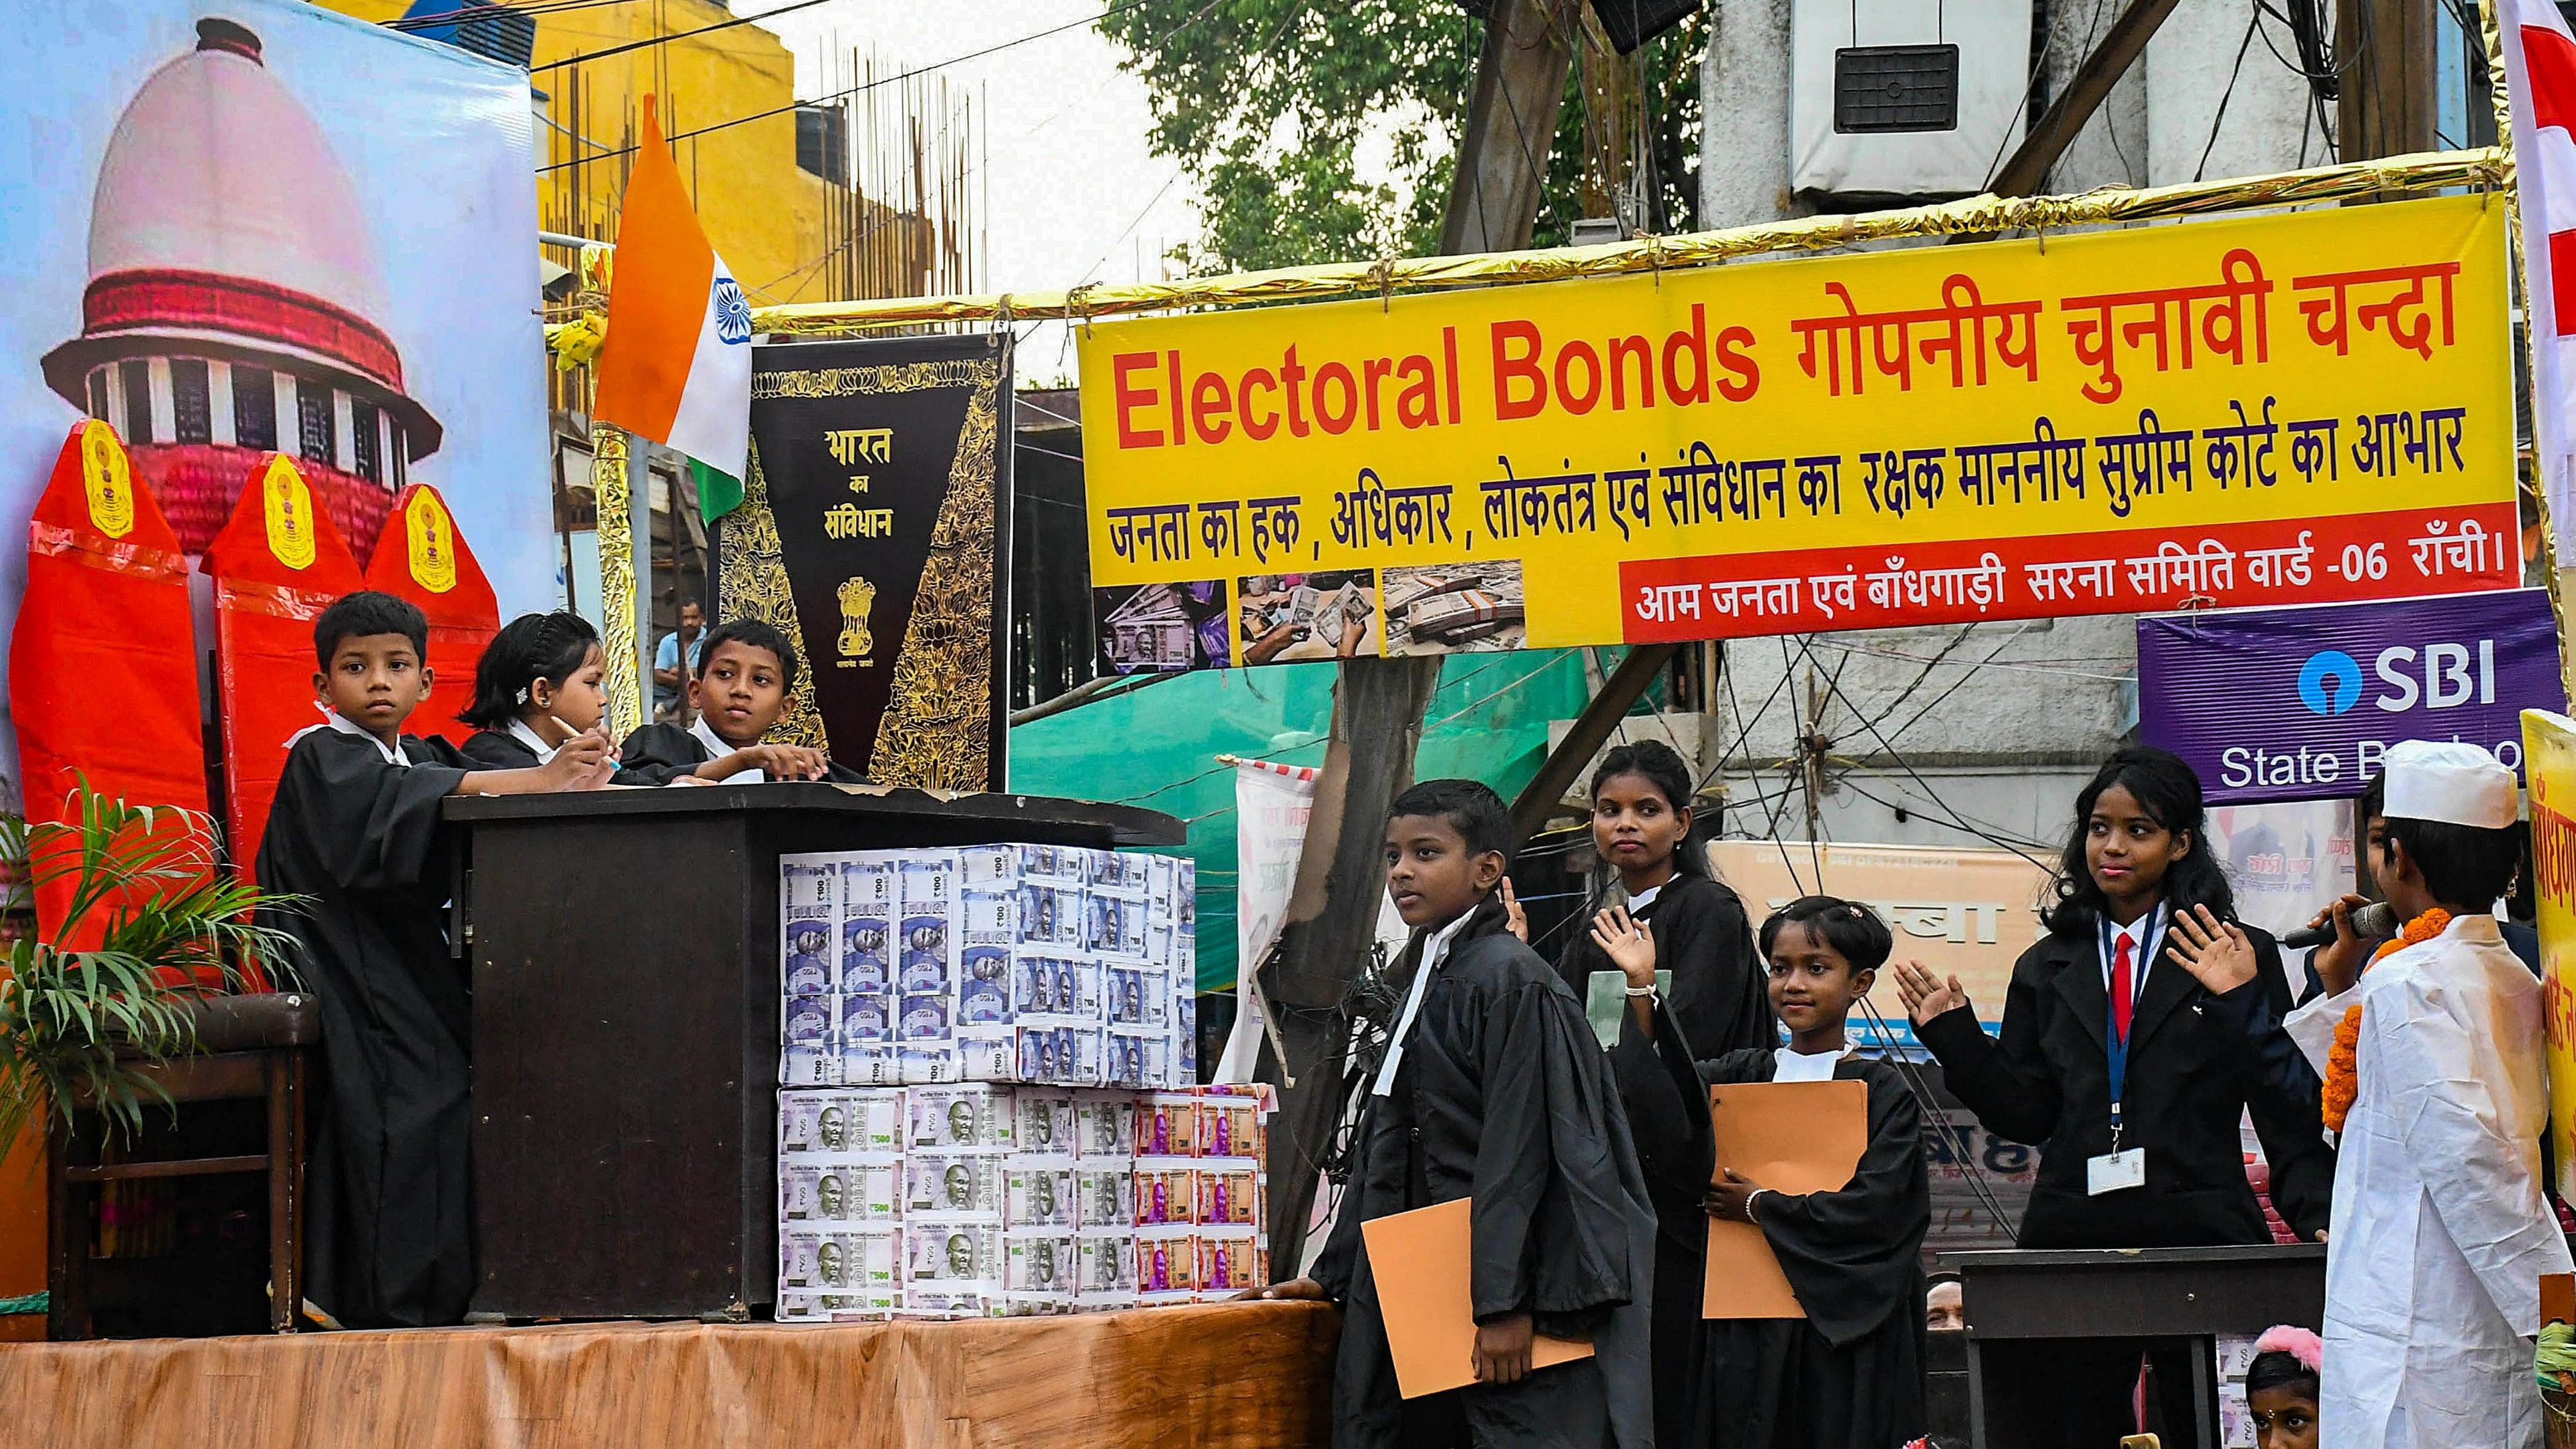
1917, 920, 2334, 1247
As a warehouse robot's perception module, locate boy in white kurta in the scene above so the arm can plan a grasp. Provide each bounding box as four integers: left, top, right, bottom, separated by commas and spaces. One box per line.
2284, 741, 2573, 1449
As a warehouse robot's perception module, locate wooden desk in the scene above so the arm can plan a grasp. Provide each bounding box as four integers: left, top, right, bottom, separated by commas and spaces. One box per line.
1944, 1244, 2325, 1449
445, 785, 1182, 1321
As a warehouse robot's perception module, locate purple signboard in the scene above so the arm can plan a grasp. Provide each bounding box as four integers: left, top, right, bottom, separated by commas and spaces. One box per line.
2137, 589, 2565, 804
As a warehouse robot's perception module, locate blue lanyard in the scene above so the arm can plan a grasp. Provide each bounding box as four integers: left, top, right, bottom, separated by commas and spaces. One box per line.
2099, 906, 2162, 1150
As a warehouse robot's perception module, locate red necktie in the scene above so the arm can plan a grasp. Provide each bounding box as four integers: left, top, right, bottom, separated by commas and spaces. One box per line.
2111, 934, 2135, 1042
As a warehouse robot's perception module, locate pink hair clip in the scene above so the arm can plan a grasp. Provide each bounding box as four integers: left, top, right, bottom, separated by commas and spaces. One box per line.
2254, 1324, 2324, 1374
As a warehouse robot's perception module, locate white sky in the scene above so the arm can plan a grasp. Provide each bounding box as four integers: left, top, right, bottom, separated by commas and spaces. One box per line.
748, 1, 1207, 386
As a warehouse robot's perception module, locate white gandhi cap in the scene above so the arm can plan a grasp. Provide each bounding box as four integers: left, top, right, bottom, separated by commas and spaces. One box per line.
2380, 739, 2520, 829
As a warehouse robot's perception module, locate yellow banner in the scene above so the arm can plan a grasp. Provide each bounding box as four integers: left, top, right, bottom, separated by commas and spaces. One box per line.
2525, 708, 2576, 1200
1078, 196, 2515, 670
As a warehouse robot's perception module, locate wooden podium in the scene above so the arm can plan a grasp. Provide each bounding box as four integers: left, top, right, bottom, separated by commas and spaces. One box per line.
1946, 1244, 2326, 1449
444, 785, 1183, 1321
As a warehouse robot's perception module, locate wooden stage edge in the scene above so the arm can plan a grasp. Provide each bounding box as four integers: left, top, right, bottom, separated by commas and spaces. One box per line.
0, 1301, 1337, 1448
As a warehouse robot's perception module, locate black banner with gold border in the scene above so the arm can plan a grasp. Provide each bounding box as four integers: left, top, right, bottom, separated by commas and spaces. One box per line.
718, 333, 1013, 790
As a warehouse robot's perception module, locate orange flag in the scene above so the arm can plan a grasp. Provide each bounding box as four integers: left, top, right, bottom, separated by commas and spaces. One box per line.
592, 94, 753, 485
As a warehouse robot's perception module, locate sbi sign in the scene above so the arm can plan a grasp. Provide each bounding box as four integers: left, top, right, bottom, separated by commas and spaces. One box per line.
2295, 642, 2500, 718
2137, 592, 2562, 804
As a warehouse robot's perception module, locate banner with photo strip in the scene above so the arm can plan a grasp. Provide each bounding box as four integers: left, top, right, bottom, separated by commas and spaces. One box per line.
1079, 194, 2515, 669
722, 333, 1014, 788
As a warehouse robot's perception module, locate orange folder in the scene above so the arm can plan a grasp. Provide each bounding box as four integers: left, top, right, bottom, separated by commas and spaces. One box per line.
1359, 1197, 1595, 1398
1703, 1078, 1870, 1319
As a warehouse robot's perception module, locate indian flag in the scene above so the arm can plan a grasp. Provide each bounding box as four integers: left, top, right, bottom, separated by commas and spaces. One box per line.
593, 94, 752, 516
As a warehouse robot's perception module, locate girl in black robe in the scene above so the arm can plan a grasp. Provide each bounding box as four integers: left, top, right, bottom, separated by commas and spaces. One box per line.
1602, 894, 1930, 1449
454, 611, 617, 771
1546, 739, 1773, 1446
1552, 739, 1772, 1054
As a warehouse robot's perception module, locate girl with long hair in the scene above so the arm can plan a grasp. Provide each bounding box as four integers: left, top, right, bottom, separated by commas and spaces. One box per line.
1893, 746, 2331, 1444
1552, 739, 1773, 1056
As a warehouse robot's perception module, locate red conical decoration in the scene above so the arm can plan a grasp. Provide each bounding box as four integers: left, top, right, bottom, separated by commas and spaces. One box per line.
9, 420, 210, 947
362, 483, 498, 749
200, 453, 365, 883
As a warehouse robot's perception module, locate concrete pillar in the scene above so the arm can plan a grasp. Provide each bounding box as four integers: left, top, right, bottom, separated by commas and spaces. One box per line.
2043, 0, 2154, 192
1698, 0, 1807, 229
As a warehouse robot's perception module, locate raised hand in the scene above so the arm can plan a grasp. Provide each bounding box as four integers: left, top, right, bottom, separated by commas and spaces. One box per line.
2165, 903, 2258, 994
1500, 877, 1528, 942
1893, 960, 1969, 1026
1588, 905, 1657, 986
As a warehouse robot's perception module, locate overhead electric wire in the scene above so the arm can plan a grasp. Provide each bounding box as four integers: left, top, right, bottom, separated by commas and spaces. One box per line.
1878, 624, 2043, 745
1799, 636, 2134, 683
392, 0, 641, 32
1785, 634, 2058, 871
2191, 8, 2266, 184
527, 0, 838, 72
1856, 992, 2026, 1245
533, 0, 1168, 174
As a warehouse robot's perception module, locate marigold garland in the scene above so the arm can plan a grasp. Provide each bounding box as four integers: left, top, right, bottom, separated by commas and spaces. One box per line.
2322, 907, 2451, 1134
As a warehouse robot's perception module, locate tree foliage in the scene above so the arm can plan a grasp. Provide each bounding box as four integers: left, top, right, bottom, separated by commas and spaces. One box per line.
1102, 2, 1707, 272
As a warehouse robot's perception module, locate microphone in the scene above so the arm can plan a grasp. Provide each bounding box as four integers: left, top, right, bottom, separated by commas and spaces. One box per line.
2278, 899, 2397, 951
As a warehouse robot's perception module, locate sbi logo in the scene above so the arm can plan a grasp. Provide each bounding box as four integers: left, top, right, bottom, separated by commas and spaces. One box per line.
2296, 642, 2498, 717
2297, 651, 2362, 716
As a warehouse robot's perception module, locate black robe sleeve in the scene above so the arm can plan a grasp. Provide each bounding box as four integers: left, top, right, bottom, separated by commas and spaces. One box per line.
1608, 1005, 1719, 1223
616, 721, 711, 785
1916, 940, 2063, 1145
1309, 1146, 1369, 1303
2209, 931, 2335, 1241
1468, 973, 1637, 1330
1753, 1060, 1932, 1348
263, 732, 469, 896
1657, 877, 1775, 1057
457, 728, 538, 770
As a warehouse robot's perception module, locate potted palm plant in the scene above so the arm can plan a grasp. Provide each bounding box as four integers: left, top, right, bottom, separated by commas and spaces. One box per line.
0, 782, 300, 1154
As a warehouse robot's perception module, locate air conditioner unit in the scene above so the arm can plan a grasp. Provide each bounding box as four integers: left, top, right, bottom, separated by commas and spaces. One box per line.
1789, 0, 2031, 203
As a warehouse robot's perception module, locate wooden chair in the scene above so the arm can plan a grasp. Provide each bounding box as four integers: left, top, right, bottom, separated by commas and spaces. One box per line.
47, 992, 318, 1339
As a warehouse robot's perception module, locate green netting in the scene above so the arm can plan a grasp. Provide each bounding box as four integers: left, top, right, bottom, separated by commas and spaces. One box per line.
1008, 650, 1615, 993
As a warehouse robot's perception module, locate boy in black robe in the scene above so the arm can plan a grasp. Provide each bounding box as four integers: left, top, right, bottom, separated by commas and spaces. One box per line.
255, 592, 609, 1328
1601, 895, 1929, 1449
1256, 779, 1658, 1448
616, 617, 862, 785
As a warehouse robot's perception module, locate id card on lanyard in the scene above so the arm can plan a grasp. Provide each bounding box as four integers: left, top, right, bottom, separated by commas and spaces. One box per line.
2087, 909, 2157, 1196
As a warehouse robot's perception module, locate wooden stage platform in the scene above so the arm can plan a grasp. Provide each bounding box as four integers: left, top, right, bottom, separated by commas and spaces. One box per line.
0, 1301, 1336, 1447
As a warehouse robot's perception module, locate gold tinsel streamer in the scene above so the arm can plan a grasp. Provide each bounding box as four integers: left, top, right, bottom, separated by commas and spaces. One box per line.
716, 439, 829, 752
588, 421, 644, 740
539, 147, 2504, 359
747, 146, 2502, 337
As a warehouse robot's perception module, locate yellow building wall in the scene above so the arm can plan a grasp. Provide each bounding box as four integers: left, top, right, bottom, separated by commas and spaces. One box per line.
316, 0, 845, 304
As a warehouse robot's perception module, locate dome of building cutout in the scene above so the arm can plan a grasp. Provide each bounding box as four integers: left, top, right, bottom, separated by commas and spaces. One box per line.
40, 16, 443, 560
